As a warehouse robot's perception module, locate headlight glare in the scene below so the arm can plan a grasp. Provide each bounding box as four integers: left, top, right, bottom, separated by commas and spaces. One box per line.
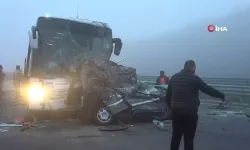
27, 86, 45, 101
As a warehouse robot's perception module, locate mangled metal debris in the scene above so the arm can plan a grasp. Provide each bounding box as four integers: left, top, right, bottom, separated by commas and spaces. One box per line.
152, 119, 172, 131
0, 129, 8, 132
210, 103, 228, 110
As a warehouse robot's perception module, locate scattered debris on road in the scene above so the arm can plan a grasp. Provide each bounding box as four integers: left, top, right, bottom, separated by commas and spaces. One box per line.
0, 129, 7, 132
209, 103, 228, 110
152, 119, 171, 131
20, 122, 45, 132
206, 110, 245, 117
98, 120, 129, 131
20, 122, 37, 132
14, 116, 24, 123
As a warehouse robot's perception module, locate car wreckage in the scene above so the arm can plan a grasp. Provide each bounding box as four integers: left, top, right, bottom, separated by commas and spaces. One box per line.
22, 16, 168, 125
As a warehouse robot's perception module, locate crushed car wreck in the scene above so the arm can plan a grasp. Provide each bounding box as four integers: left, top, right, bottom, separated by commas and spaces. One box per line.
22, 15, 168, 125
78, 75, 168, 125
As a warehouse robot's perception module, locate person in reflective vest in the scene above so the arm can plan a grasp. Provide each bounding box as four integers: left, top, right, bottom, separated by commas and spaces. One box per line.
156, 71, 169, 85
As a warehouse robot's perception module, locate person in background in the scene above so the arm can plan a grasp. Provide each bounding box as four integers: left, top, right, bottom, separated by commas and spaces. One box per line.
0, 65, 5, 95
13, 65, 23, 100
166, 60, 227, 150
156, 71, 169, 85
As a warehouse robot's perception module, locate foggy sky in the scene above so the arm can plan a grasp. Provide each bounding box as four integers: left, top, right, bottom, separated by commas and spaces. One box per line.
115, 6, 250, 78
1, 0, 250, 77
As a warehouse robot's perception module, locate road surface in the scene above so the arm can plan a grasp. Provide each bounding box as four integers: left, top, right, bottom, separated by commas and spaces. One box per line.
1, 78, 250, 150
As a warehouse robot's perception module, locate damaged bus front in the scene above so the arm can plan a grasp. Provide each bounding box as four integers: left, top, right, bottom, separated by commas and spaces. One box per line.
24, 16, 123, 116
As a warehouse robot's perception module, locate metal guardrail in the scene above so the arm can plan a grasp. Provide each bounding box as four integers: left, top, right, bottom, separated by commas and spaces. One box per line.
138, 76, 250, 86
138, 76, 250, 103
202, 84, 250, 99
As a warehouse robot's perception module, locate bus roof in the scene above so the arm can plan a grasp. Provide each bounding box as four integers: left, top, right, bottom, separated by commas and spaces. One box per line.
37, 16, 111, 28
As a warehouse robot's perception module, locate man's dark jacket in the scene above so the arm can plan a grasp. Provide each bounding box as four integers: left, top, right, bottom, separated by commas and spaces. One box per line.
156, 75, 169, 85
166, 69, 225, 114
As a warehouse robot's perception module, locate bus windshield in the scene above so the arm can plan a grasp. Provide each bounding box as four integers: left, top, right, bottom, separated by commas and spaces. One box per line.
35, 17, 113, 75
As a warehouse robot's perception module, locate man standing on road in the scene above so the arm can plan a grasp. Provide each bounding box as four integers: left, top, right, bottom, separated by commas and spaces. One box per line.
166, 60, 227, 150
13, 65, 22, 100
156, 71, 169, 85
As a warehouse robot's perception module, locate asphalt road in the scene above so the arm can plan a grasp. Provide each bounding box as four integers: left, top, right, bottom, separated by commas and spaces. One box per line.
1, 80, 250, 150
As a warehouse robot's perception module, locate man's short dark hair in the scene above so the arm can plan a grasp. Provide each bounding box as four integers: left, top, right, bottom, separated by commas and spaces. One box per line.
184, 60, 196, 70
160, 71, 164, 74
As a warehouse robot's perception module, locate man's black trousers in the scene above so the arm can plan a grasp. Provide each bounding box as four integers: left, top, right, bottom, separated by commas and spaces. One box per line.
170, 111, 198, 150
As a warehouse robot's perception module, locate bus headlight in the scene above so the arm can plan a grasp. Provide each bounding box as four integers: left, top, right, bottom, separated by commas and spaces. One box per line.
27, 86, 45, 102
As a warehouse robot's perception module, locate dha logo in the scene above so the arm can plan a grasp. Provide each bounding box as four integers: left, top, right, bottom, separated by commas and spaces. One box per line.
207, 24, 228, 32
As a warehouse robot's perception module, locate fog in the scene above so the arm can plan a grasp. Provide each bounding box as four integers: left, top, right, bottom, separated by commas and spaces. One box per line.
1, 1, 249, 78
112, 6, 250, 78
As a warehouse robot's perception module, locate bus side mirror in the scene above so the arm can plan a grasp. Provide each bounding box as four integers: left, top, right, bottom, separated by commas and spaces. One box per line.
28, 26, 39, 49
31, 26, 37, 39
113, 38, 122, 56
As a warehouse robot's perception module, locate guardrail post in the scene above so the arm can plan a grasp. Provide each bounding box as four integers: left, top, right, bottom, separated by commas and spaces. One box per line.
239, 95, 243, 104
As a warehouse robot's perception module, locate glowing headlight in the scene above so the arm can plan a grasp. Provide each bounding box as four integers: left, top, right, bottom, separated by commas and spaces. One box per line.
27, 86, 45, 101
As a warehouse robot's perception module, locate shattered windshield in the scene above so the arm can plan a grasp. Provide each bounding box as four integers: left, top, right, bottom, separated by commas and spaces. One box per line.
35, 17, 113, 76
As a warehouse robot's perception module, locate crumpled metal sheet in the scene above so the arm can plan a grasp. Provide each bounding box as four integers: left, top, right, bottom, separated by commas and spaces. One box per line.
79, 54, 165, 116
108, 61, 136, 86
103, 83, 166, 115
